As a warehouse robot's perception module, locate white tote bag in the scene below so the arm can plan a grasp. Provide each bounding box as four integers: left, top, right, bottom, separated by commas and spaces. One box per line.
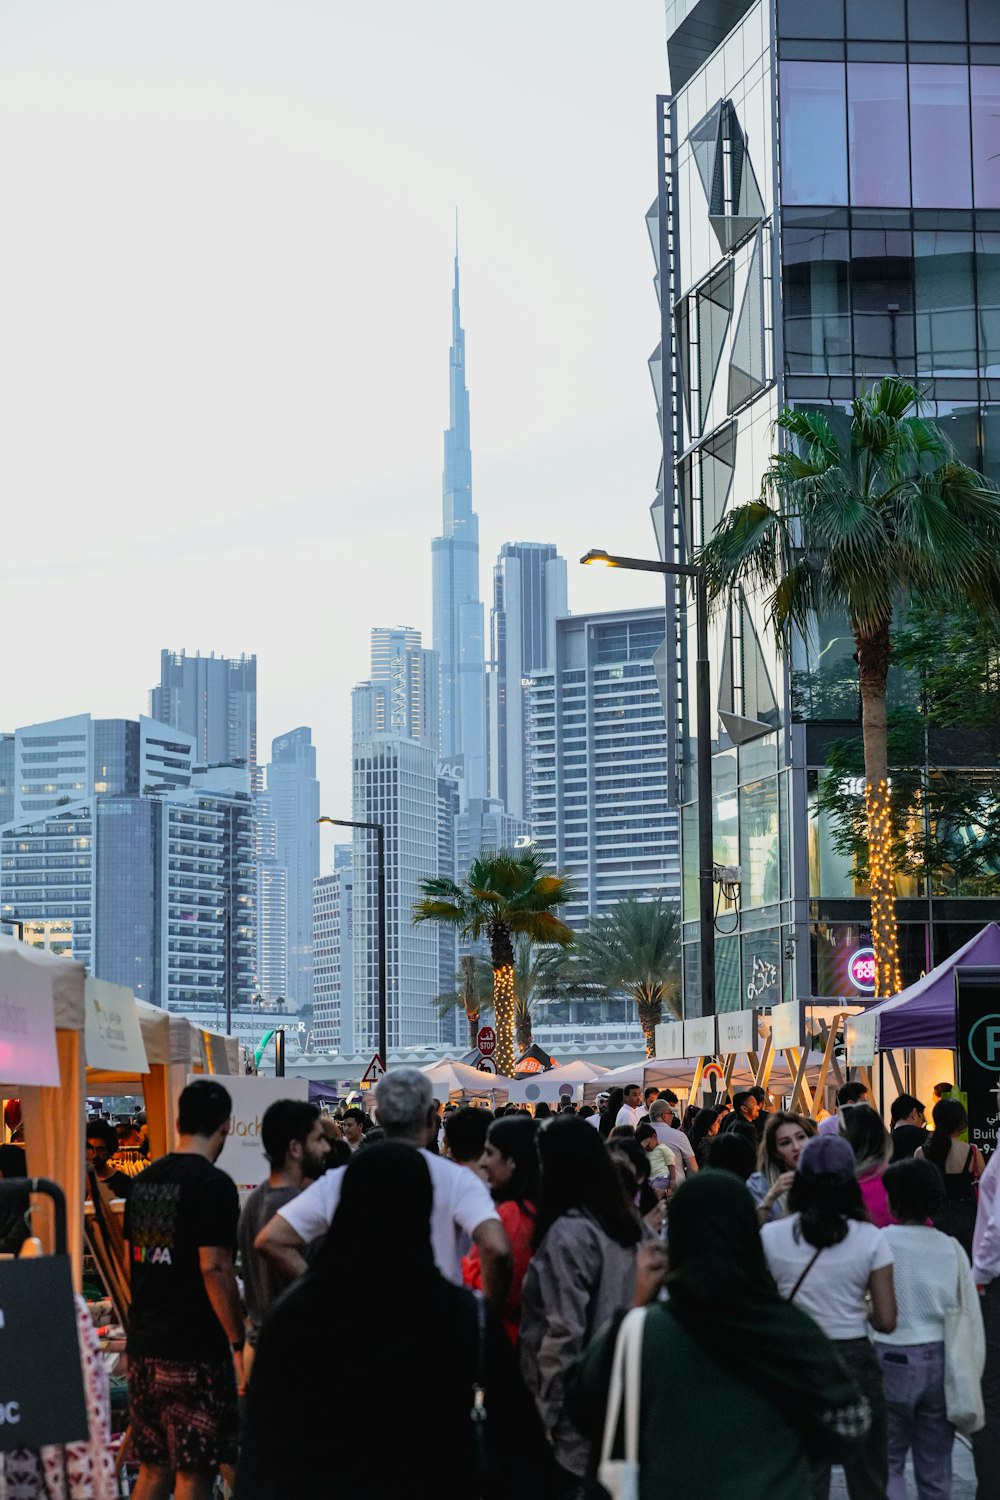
943, 1237, 986, 1435
596, 1307, 646, 1500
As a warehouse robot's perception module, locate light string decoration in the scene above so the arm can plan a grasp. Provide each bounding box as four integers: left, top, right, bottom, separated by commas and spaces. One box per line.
865, 778, 903, 996
492, 962, 517, 1077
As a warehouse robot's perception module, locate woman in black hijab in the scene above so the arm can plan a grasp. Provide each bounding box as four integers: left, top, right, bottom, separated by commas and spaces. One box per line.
235, 1142, 552, 1499
569, 1171, 871, 1499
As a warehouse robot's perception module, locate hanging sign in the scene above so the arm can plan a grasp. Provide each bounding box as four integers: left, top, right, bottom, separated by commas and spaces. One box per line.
770, 999, 804, 1051
716, 1008, 758, 1053
846, 1012, 878, 1068
84, 978, 148, 1073
0, 1256, 89, 1450
0, 950, 60, 1088
187, 1073, 309, 1188
955, 966, 1000, 1159
684, 1015, 717, 1057
653, 1020, 685, 1060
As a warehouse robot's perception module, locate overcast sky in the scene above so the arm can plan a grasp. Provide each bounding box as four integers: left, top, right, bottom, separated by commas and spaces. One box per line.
0, 0, 668, 850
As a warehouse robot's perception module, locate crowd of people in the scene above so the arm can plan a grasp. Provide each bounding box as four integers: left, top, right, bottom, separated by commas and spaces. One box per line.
87, 1069, 1000, 1498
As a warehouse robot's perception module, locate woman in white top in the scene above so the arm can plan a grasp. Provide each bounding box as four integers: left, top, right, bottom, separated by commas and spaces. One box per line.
762, 1133, 896, 1500
876, 1157, 985, 1500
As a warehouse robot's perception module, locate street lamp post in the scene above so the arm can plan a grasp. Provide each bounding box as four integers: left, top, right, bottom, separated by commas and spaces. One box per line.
317, 816, 388, 1067
581, 549, 715, 1017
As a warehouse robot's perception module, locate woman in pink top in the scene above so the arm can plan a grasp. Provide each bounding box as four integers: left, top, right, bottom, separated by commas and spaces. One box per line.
840, 1104, 893, 1227
462, 1116, 538, 1342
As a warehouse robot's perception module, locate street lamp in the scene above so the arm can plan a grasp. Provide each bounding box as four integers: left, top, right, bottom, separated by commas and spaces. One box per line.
581, 548, 715, 1017
317, 815, 388, 1068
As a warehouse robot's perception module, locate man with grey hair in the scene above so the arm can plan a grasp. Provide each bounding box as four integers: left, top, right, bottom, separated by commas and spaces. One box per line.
649, 1097, 698, 1183
255, 1068, 511, 1303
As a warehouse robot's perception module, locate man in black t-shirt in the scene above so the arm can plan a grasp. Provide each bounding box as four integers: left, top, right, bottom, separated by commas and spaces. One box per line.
86, 1119, 134, 1201
125, 1079, 242, 1500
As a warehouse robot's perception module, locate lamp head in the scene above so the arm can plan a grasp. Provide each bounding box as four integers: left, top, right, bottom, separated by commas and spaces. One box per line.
581, 548, 615, 566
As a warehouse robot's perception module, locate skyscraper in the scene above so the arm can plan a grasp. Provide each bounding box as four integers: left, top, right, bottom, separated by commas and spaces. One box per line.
313, 845, 354, 1051
151, 650, 258, 788
254, 789, 287, 1002
489, 542, 568, 819
265, 728, 320, 1007
368, 628, 441, 751
525, 608, 681, 927
431, 247, 486, 801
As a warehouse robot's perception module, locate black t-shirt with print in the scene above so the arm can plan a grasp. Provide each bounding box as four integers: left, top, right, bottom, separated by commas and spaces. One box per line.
125, 1152, 239, 1360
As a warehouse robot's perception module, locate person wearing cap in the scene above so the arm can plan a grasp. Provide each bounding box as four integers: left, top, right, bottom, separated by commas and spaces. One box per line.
586, 1093, 607, 1130
761, 1133, 896, 1500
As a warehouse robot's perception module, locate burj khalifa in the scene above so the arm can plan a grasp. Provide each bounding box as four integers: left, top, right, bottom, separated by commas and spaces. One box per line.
431, 244, 486, 802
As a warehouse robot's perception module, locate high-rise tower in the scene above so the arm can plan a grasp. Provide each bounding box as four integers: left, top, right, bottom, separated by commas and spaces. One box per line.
432, 245, 486, 800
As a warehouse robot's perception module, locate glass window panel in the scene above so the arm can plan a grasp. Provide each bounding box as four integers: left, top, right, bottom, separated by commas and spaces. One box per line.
738, 778, 780, 907
779, 62, 848, 206
908, 0, 967, 42
981, 405, 1000, 486
972, 67, 1000, 208
847, 64, 910, 206
928, 402, 982, 469
851, 228, 915, 372
778, 0, 845, 39
978, 232, 1000, 376
970, 0, 1000, 44
910, 65, 973, 209
914, 231, 976, 377
782, 226, 852, 372
846, 0, 904, 39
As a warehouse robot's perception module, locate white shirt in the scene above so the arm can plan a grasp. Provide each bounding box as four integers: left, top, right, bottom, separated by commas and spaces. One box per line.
615, 1103, 647, 1130
875, 1224, 973, 1345
761, 1213, 893, 1340
277, 1147, 499, 1285
973, 1148, 1000, 1285
585, 1113, 603, 1130
652, 1123, 696, 1181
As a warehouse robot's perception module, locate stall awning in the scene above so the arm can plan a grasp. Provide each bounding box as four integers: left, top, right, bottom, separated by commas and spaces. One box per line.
866, 923, 1000, 1050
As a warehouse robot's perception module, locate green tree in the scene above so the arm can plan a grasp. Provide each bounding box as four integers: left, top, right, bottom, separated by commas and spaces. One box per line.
512, 937, 570, 1053
555, 897, 682, 1058
434, 954, 493, 1052
414, 846, 577, 1075
699, 378, 1000, 996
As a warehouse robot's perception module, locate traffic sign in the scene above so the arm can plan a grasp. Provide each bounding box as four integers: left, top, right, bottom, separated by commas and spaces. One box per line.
477, 1058, 497, 1074
477, 1026, 496, 1058
362, 1053, 385, 1084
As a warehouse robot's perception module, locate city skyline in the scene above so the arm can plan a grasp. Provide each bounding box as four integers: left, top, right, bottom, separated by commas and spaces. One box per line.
0, 1, 666, 826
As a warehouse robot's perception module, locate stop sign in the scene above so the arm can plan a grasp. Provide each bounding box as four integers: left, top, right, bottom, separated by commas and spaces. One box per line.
477, 1026, 496, 1057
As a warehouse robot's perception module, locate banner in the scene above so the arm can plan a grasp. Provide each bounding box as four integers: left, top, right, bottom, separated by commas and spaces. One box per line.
684, 1015, 716, 1057
716, 1008, 758, 1053
653, 1020, 685, 1060
846, 1012, 877, 1068
84, 977, 148, 1073
0, 949, 60, 1087
955, 966, 1000, 1159
189, 1073, 309, 1187
770, 999, 803, 1051
0, 1257, 89, 1450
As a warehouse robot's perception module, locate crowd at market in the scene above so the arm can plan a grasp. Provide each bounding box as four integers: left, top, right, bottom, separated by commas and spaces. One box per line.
6, 1068, 998, 1499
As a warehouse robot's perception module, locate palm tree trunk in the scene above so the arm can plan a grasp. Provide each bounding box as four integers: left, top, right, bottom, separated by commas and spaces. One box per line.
636, 993, 662, 1060
489, 925, 517, 1076
857, 618, 902, 996
459, 956, 480, 1052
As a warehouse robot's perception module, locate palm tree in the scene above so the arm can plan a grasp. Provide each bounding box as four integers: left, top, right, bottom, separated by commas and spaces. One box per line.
414, 846, 577, 1075
698, 377, 1000, 996
433, 955, 493, 1052
511, 937, 568, 1053
559, 897, 682, 1057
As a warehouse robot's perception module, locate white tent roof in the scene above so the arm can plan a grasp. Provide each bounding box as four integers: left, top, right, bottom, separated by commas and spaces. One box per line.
420, 1058, 511, 1097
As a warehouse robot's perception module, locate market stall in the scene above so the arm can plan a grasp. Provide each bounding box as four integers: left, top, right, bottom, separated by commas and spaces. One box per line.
506, 1058, 608, 1104
420, 1057, 512, 1101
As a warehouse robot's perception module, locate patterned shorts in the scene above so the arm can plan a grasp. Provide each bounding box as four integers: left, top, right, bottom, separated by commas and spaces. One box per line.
128, 1354, 239, 1472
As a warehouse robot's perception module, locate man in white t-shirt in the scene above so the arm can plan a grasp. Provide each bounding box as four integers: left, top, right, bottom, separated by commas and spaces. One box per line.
256, 1068, 511, 1303
614, 1084, 647, 1130
648, 1098, 697, 1182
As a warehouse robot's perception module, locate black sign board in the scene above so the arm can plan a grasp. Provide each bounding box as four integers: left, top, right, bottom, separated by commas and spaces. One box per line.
955, 966, 1000, 1162
0, 1256, 89, 1450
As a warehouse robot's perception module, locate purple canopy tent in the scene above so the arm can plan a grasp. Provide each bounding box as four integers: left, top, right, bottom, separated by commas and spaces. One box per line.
867, 923, 1000, 1050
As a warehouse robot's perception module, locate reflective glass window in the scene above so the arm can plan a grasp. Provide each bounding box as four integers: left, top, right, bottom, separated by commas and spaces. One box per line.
970, 0, 1000, 44
977, 232, 1000, 376
851, 228, 915, 372
779, 62, 848, 206
778, 0, 845, 38
981, 405, 1000, 486
914, 231, 977, 377
783, 226, 851, 373
847, 64, 910, 206
928, 403, 981, 469
971, 67, 1000, 208
910, 65, 973, 209
738, 778, 780, 908
908, 0, 966, 42
846, 0, 904, 40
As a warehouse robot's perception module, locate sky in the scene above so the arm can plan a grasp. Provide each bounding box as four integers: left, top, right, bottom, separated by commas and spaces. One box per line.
0, 0, 669, 853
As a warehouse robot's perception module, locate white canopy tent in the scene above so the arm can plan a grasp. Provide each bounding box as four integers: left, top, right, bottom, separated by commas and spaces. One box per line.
506, 1058, 609, 1104
419, 1058, 512, 1100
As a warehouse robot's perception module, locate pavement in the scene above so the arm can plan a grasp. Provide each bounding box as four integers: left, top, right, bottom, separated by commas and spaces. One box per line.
828, 1434, 976, 1497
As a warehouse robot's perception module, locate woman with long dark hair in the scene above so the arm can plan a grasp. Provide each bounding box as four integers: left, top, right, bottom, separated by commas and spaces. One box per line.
570, 1172, 872, 1498
839, 1103, 892, 1228
762, 1135, 896, 1500
916, 1097, 985, 1255
689, 1104, 727, 1165
236, 1144, 552, 1498
519, 1117, 642, 1484
599, 1087, 625, 1140
463, 1116, 539, 1342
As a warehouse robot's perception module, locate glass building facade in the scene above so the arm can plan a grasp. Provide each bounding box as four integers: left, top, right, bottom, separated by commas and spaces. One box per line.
656, 0, 1000, 1015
